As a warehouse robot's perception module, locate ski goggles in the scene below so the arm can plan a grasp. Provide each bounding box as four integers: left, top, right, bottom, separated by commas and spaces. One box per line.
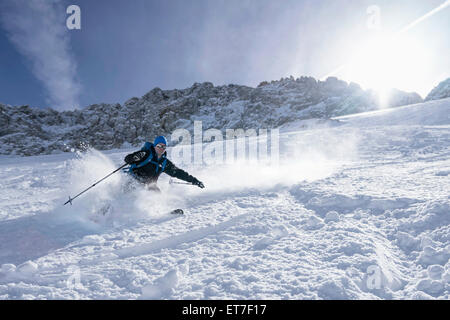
156, 144, 166, 150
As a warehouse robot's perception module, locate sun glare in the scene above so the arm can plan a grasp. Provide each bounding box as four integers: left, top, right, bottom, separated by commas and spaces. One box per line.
341, 33, 431, 107
321, 1, 449, 107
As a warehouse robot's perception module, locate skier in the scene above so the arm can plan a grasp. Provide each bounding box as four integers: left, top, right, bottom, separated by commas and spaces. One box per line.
123, 135, 205, 192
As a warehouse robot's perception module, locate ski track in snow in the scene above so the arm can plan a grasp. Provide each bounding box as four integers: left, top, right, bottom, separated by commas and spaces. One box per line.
0, 99, 449, 299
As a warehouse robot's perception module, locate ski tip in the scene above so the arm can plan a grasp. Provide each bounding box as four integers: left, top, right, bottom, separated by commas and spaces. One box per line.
170, 209, 184, 215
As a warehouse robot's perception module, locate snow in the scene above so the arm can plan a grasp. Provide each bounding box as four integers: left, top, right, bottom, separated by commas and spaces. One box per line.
0, 98, 449, 299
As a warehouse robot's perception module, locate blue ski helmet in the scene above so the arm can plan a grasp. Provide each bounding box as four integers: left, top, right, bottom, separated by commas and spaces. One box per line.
154, 135, 168, 146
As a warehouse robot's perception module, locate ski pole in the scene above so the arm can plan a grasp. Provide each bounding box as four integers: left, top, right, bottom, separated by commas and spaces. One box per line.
169, 178, 194, 185
64, 163, 128, 205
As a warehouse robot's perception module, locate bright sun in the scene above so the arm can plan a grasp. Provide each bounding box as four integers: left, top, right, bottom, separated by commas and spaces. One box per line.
341, 33, 431, 107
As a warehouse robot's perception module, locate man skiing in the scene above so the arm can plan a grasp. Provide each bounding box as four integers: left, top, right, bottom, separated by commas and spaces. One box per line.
123, 135, 205, 192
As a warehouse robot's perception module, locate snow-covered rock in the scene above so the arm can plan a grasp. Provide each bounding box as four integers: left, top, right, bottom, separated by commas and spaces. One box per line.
425, 78, 450, 101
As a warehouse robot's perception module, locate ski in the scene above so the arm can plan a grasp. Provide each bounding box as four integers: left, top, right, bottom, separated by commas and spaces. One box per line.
170, 208, 184, 215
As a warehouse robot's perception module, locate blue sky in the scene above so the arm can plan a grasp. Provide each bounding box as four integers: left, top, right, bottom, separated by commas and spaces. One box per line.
0, 0, 449, 110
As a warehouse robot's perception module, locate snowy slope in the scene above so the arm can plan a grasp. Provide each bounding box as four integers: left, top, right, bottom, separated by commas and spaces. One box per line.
0, 98, 449, 299
333, 97, 450, 126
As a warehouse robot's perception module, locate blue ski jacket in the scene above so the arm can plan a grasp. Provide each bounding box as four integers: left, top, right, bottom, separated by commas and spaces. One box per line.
124, 142, 198, 185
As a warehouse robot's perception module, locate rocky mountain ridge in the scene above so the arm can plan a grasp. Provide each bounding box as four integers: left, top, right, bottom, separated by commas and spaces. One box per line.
1, 75, 444, 156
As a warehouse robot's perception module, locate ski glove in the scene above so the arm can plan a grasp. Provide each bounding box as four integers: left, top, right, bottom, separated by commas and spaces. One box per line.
192, 178, 205, 189
124, 151, 147, 165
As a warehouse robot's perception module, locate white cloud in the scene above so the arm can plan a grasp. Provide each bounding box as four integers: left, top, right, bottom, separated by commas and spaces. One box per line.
0, 0, 81, 110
